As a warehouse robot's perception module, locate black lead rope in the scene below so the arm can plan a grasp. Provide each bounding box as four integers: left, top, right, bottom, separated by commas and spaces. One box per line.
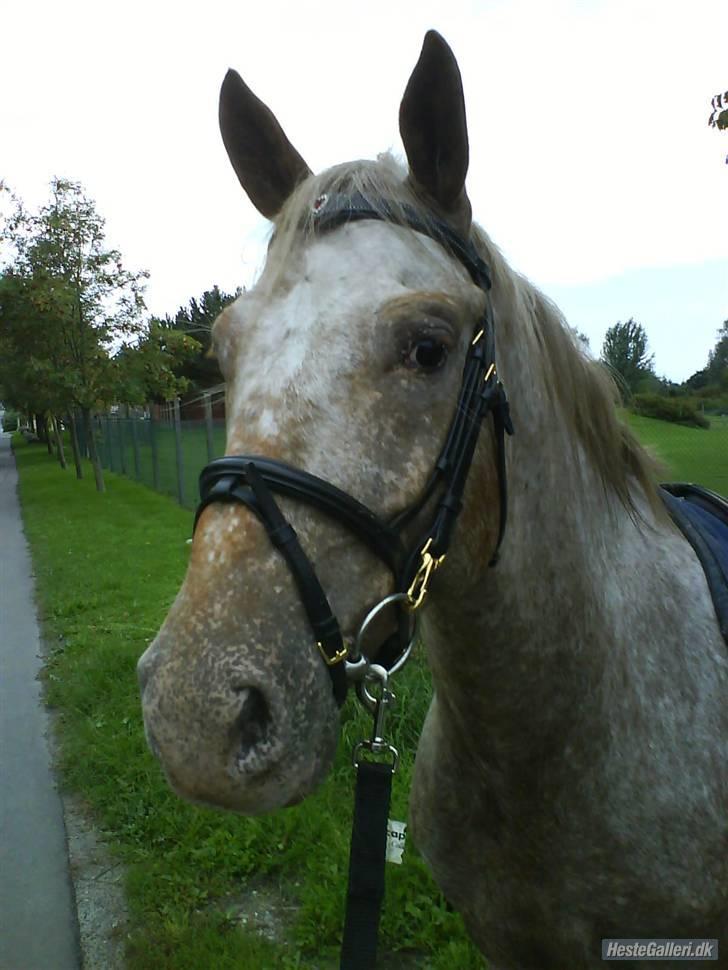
340, 761, 394, 970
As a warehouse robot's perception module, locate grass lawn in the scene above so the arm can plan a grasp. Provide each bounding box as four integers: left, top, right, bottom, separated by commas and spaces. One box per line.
624, 412, 727, 496
13, 437, 483, 970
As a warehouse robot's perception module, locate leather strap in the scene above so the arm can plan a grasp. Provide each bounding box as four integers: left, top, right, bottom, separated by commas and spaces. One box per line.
198, 455, 405, 574
198, 461, 348, 706
339, 761, 393, 969
313, 191, 492, 291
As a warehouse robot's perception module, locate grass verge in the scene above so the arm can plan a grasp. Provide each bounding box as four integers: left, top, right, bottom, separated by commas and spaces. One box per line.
13, 437, 484, 969
624, 412, 727, 495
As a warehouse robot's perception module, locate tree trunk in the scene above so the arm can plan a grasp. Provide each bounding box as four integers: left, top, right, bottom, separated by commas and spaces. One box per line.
44, 414, 53, 455
52, 416, 67, 469
82, 407, 105, 492
67, 412, 83, 479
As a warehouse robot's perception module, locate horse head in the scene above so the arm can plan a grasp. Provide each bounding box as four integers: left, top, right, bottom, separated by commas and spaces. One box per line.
137, 32, 504, 813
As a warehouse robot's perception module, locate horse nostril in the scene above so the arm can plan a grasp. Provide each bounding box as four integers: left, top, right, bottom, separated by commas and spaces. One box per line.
233, 687, 271, 754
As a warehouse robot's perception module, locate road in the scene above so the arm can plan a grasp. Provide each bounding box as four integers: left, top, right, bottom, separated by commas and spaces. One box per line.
0, 432, 80, 970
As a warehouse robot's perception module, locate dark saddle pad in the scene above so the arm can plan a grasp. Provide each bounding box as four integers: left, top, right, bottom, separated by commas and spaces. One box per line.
660, 483, 728, 643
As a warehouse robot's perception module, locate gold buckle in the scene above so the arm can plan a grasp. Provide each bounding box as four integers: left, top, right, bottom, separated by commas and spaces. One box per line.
316, 641, 348, 666
406, 538, 446, 611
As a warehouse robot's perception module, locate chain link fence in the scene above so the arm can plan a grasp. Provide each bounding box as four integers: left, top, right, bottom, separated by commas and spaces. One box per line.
76, 391, 728, 509
77, 390, 226, 510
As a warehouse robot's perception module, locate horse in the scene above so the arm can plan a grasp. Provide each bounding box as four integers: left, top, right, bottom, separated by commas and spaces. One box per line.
137, 31, 727, 970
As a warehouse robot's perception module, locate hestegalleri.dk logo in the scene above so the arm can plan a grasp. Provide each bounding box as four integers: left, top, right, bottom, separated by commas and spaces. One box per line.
602, 939, 719, 961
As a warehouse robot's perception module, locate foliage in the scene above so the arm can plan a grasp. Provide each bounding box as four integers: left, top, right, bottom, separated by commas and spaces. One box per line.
113, 322, 202, 405
11, 179, 147, 409
600, 318, 654, 398
708, 90, 728, 164
1, 178, 149, 487
685, 320, 728, 394
708, 90, 728, 131
631, 393, 709, 429
1, 182, 215, 420
2, 408, 18, 431
632, 370, 672, 397
0, 270, 68, 417
153, 286, 238, 390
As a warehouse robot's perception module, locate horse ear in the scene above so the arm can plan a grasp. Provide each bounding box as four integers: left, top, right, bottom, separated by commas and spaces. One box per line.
399, 31, 470, 227
219, 69, 311, 219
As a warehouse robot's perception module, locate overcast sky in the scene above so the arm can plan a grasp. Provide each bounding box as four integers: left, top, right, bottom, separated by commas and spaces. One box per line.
2, 0, 726, 381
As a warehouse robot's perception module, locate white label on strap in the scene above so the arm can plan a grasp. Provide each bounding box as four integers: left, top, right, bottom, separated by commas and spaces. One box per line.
386, 819, 407, 864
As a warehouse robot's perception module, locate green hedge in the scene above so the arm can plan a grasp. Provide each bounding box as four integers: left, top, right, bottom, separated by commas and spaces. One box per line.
631, 394, 709, 429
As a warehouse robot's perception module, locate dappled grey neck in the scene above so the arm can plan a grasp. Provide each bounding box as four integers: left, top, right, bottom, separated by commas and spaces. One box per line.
421, 342, 652, 758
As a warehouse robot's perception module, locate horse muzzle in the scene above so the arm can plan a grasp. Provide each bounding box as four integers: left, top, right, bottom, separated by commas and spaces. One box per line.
137, 624, 339, 814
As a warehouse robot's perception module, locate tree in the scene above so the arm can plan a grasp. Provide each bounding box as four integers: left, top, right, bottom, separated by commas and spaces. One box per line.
0, 188, 61, 442
0, 268, 73, 464
686, 320, 728, 393
600, 319, 655, 398
601, 319, 655, 395
1, 178, 148, 489
708, 89, 728, 164
155, 285, 239, 390
113, 322, 201, 406
706, 320, 728, 387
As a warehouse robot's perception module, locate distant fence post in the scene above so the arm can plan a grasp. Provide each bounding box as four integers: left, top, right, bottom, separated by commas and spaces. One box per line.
105, 416, 113, 470
131, 419, 141, 480
118, 419, 127, 476
204, 392, 214, 463
75, 410, 87, 457
150, 415, 160, 492
173, 398, 185, 506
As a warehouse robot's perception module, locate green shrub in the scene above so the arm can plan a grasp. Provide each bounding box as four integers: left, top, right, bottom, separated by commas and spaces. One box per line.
2, 410, 19, 432
631, 393, 710, 429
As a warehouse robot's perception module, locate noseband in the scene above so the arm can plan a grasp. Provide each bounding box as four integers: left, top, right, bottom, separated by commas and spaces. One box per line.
194, 192, 513, 707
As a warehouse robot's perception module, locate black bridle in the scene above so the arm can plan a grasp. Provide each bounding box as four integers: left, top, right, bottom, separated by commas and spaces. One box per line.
194, 192, 513, 707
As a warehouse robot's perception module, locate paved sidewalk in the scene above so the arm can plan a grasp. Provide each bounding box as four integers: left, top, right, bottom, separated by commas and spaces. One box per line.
0, 433, 80, 970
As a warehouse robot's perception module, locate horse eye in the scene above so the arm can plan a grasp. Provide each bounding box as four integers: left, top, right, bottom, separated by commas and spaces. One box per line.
405, 337, 449, 373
